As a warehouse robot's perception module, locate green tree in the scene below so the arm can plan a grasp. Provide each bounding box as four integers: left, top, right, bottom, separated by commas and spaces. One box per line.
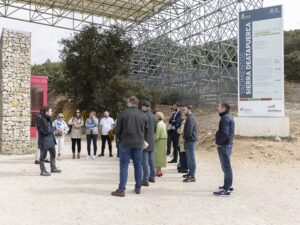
31, 59, 66, 92
103, 75, 162, 116
285, 51, 300, 82
59, 25, 133, 111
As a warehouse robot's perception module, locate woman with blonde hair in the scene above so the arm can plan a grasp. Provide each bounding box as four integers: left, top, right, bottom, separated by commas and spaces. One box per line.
154, 111, 167, 177
53, 113, 69, 160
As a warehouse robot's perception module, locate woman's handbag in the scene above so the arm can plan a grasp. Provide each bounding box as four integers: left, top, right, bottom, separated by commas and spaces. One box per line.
54, 130, 63, 137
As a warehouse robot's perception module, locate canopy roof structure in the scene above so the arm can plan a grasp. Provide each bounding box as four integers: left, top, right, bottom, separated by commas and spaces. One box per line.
0, 0, 263, 105
18, 0, 172, 22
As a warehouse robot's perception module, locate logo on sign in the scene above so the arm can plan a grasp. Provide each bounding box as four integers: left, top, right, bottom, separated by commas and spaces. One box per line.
240, 107, 252, 113
267, 104, 281, 113
267, 104, 275, 109
240, 13, 251, 20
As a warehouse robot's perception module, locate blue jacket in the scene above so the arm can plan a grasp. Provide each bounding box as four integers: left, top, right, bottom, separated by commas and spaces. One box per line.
39, 115, 57, 150
85, 117, 99, 135
215, 112, 235, 146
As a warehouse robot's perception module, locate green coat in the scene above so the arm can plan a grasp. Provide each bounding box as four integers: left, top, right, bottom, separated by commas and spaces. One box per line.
154, 120, 167, 168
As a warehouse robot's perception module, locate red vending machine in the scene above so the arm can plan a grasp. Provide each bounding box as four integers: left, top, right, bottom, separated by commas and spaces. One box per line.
30, 76, 48, 138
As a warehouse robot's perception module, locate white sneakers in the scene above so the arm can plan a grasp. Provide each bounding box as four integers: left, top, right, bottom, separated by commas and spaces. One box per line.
86, 155, 96, 160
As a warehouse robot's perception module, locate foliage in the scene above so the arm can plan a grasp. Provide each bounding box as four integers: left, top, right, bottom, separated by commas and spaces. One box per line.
284, 30, 300, 55
284, 30, 300, 82
31, 59, 66, 92
285, 51, 300, 82
59, 25, 133, 111
103, 75, 163, 116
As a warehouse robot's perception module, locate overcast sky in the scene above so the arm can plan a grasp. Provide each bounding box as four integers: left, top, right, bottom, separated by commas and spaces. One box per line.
0, 0, 298, 65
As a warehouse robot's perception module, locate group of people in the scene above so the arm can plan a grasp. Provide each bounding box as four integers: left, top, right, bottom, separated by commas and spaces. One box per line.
35, 95, 235, 197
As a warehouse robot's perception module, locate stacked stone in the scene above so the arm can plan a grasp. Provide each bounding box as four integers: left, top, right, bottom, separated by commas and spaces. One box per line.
0, 29, 31, 154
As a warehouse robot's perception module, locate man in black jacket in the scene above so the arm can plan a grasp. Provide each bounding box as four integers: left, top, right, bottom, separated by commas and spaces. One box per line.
182, 105, 198, 182
39, 107, 62, 176
168, 104, 181, 163
112, 96, 148, 197
214, 103, 235, 196
141, 101, 157, 186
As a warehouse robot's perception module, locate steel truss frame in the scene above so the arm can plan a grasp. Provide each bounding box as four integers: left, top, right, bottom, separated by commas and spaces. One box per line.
0, 0, 263, 105
128, 0, 263, 105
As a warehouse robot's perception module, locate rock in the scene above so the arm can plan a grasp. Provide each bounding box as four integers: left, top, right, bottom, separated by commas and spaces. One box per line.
274, 136, 281, 142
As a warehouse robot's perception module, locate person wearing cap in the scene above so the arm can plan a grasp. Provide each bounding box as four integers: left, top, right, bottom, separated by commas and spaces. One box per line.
141, 100, 157, 186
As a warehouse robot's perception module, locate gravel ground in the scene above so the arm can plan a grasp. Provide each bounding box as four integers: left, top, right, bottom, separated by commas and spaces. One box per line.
0, 139, 299, 225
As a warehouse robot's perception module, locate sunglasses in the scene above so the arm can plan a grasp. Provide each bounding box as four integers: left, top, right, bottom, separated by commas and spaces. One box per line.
76, 112, 80, 113
59, 116, 64, 118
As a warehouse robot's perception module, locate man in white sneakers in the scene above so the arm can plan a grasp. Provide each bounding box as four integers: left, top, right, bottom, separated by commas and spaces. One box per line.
99, 111, 115, 157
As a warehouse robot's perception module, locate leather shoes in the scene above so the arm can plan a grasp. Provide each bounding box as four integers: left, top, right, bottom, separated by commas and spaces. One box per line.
40, 171, 51, 176
149, 177, 155, 183
168, 160, 177, 163
142, 181, 149, 186
111, 189, 125, 197
135, 189, 141, 194
51, 168, 62, 173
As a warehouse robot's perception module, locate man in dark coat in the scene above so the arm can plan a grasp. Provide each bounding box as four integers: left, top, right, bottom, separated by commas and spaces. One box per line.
141, 101, 157, 186
214, 103, 235, 196
39, 106, 62, 176
168, 104, 182, 163
112, 96, 148, 197
182, 105, 198, 182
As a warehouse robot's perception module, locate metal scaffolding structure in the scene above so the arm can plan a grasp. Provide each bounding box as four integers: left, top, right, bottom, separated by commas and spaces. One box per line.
128, 0, 263, 105
0, 0, 263, 105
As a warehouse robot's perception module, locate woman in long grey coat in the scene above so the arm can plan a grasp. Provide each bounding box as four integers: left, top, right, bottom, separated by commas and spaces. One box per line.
68, 109, 84, 159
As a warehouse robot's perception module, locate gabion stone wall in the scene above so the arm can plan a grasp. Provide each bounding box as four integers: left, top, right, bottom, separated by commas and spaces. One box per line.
0, 29, 31, 154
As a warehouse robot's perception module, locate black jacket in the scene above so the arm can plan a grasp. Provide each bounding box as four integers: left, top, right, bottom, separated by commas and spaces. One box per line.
39, 115, 57, 150
115, 106, 148, 149
144, 110, 157, 152
169, 110, 182, 131
183, 113, 198, 142
215, 112, 235, 146
35, 113, 42, 149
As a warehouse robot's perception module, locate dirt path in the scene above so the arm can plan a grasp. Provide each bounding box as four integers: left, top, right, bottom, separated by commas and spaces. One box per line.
0, 140, 299, 225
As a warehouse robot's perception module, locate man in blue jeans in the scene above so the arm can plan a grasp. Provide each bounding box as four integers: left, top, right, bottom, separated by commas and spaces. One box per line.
111, 96, 148, 197
182, 105, 198, 182
141, 101, 157, 186
214, 103, 235, 196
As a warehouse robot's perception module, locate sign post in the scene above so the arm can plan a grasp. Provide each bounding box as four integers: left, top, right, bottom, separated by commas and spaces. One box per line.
235, 5, 289, 137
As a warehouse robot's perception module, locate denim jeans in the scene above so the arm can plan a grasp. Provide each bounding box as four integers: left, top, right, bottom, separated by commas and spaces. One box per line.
217, 145, 233, 191
184, 141, 197, 178
118, 144, 143, 192
142, 151, 156, 181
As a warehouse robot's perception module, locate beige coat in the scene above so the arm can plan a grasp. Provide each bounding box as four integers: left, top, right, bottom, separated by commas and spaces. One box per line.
68, 117, 84, 139
178, 119, 186, 152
